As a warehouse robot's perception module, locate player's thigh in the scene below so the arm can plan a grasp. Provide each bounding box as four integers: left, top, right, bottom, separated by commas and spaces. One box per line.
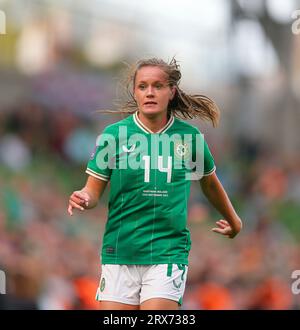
140, 298, 179, 310
99, 301, 139, 310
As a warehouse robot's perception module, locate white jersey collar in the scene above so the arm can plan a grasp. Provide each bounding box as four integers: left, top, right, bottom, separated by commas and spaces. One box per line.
133, 112, 174, 134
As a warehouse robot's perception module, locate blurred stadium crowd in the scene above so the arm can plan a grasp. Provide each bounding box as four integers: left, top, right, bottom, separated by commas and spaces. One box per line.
0, 101, 300, 310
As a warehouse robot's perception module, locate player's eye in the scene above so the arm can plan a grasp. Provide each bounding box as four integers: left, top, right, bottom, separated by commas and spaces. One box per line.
155, 83, 163, 89
138, 84, 146, 90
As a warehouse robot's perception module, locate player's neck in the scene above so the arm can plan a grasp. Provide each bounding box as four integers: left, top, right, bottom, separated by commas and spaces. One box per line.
137, 111, 169, 133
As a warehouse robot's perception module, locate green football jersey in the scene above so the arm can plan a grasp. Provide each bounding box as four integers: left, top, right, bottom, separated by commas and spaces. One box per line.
86, 112, 215, 265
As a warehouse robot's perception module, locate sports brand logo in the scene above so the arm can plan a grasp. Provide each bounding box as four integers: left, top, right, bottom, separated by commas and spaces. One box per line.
122, 144, 136, 153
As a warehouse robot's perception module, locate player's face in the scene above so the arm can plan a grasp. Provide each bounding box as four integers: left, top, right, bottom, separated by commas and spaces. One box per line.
134, 66, 175, 117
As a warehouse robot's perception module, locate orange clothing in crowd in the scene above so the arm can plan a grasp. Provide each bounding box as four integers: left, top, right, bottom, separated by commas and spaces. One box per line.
196, 282, 234, 310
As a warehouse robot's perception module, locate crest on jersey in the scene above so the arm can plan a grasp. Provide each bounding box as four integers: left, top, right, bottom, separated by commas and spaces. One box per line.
174, 142, 190, 160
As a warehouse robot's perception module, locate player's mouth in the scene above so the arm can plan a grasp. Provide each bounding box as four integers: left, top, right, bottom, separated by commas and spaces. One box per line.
143, 101, 157, 106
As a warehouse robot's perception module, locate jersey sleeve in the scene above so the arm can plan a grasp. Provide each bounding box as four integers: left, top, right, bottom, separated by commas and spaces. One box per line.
85, 126, 116, 181
192, 127, 216, 178
203, 139, 216, 176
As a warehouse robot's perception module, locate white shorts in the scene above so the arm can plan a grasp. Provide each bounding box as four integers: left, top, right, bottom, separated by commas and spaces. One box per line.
95, 264, 188, 306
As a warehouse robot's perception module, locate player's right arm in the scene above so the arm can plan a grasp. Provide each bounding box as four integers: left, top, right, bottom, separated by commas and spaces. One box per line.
68, 176, 108, 216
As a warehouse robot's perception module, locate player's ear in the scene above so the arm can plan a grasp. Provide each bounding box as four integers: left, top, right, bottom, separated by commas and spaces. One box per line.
170, 86, 176, 100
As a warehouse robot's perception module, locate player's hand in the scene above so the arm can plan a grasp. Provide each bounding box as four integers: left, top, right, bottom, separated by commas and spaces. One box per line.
211, 219, 240, 239
68, 190, 90, 216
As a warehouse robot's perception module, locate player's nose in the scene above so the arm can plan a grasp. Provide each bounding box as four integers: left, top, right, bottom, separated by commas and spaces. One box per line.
146, 86, 154, 96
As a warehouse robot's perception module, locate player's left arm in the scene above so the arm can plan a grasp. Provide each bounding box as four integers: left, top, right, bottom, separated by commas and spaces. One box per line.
200, 172, 242, 238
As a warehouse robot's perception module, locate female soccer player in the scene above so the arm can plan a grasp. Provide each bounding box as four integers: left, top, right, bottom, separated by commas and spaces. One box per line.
67, 58, 242, 310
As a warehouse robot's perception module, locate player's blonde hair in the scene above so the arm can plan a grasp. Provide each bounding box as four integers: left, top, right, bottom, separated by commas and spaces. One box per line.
101, 57, 220, 127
